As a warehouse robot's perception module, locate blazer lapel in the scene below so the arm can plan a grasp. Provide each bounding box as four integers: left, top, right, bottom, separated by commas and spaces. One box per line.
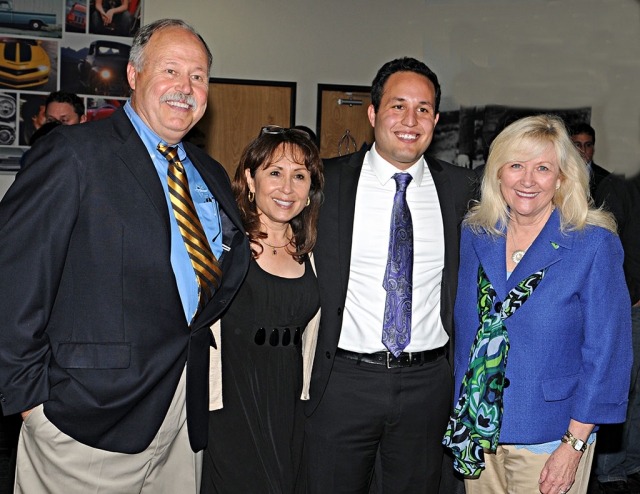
427, 157, 455, 278
186, 147, 247, 330
337, 146, 368, 299
507, 209, 568, 291
111, 108, 171, 237
472, 232, 508, 299
472, 211, 570, 299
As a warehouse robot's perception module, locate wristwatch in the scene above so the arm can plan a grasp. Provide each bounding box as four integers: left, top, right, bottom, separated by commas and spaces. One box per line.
561, 430, 587, 453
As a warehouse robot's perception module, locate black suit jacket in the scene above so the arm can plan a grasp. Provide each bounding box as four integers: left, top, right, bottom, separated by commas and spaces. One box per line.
0, 108, 250, 453
305, 146, 476, 415
590, 162, 610, 204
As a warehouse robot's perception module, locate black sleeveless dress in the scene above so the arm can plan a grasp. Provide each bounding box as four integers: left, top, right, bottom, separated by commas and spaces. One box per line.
201, 257, 319, 494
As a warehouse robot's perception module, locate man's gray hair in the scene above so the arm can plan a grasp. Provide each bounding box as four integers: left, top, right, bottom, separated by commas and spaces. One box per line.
129, 19, 212, 73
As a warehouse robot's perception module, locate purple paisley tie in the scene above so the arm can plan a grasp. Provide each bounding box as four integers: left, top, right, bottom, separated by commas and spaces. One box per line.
382, 173, 413, 357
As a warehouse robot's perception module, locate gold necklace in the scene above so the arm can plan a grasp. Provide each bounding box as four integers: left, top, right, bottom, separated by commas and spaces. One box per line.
262, 236, 292, 255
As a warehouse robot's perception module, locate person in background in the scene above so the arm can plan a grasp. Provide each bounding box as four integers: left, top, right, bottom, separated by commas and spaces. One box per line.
445, 115, 632, 494
91, 0, 133, 36
570, 122, 609, 204
305, 56, 476, 493
19, 96, 46, 145
201, 126, 323, 494
0, 19, 249, 494
45, 91, 86, 125
593, 174, 640, 494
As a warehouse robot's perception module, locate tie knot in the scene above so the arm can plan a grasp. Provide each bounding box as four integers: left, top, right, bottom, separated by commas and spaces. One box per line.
393, 173, 413, 192
157, 142, 178, 163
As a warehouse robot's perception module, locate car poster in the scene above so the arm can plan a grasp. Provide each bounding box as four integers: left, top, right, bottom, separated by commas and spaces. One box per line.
0, 0, 142, 170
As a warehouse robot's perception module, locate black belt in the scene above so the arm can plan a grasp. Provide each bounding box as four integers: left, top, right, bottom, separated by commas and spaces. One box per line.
336, 346, 446, 369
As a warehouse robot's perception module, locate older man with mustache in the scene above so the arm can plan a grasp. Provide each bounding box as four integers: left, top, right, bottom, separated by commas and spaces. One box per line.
0, 18, 250, 494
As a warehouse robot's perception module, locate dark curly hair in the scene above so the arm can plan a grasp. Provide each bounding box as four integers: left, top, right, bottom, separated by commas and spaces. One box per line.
371, 57, 441, 114
45, 91, 85, 120
232, 131, 324, 262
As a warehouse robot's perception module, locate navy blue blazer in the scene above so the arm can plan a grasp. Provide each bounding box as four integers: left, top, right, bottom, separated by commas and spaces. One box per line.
453, 210, 632, 444
0, 108, 250, 453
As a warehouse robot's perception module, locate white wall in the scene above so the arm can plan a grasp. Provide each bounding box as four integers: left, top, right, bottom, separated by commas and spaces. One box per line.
146, 0, 640, 176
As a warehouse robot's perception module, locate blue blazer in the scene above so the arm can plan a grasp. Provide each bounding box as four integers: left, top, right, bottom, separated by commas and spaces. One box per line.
453, 209, 632, 444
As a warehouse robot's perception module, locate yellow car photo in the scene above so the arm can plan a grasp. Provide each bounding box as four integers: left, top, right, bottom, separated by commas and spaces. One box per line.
0, 38, 50, 89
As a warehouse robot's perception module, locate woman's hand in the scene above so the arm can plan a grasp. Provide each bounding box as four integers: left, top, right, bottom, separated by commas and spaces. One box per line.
538, 442, 581, 493
539, 419, 594, 493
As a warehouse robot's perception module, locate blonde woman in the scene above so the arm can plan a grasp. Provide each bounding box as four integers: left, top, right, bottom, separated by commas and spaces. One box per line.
444, 115, 632, 494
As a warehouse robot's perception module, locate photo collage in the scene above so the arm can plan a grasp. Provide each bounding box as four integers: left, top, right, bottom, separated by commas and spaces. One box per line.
0, 0, 142, 169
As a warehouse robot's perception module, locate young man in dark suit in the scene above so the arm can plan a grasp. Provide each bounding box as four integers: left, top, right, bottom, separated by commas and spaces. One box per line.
570, 122, 610, 204
305, 57, 476, 493
0, 19, 249, 493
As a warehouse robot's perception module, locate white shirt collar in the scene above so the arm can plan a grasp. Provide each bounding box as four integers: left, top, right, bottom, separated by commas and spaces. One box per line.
368, 143, 425, 187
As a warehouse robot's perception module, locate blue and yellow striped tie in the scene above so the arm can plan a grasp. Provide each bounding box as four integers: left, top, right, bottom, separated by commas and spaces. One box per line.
158, 143, 222, 317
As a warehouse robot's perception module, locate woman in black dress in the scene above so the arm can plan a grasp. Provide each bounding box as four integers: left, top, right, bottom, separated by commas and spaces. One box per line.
201, 126, 324, 494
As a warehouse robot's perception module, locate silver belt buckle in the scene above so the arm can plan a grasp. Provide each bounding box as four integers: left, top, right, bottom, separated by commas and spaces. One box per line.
386, 351, 391, 369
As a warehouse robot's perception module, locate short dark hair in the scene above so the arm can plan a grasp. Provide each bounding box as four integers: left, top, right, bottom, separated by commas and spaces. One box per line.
45, 91, 85, 119
370, 57, 441, 114
233, 131, 324, 262
570, 122, 595, 143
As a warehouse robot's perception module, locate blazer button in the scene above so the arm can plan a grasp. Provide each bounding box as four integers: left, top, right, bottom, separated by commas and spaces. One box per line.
325, 351, 331, 359
337, 308, 342, 316
494, 302, 502, 313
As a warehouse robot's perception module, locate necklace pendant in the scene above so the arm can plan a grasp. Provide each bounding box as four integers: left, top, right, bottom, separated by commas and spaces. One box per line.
272, 248, 277, 255
512, 250, 526, 264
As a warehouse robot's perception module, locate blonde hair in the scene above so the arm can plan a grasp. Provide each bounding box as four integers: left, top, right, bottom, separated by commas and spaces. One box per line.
466, 114, 616, 236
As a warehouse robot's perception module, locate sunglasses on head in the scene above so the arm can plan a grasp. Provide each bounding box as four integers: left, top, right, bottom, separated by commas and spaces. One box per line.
260, 125, 310, 140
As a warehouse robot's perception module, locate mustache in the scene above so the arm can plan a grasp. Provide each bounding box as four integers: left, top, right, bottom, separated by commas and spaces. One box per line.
160, 92, 198, 111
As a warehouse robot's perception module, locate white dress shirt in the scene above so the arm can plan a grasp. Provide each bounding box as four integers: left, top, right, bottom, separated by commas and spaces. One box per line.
338, 144, 448, 353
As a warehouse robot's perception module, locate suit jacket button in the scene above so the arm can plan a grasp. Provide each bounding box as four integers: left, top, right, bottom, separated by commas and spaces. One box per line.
337, 308, 342, 315
325, 351, 331, 359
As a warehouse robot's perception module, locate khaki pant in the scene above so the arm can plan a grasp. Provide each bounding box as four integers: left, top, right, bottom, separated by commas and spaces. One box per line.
464, 441, 595, 494
14, 367, 201, 494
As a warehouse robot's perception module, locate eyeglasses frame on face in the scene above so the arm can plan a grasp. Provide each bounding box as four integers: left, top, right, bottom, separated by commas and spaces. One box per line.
260, 125, 310, 140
